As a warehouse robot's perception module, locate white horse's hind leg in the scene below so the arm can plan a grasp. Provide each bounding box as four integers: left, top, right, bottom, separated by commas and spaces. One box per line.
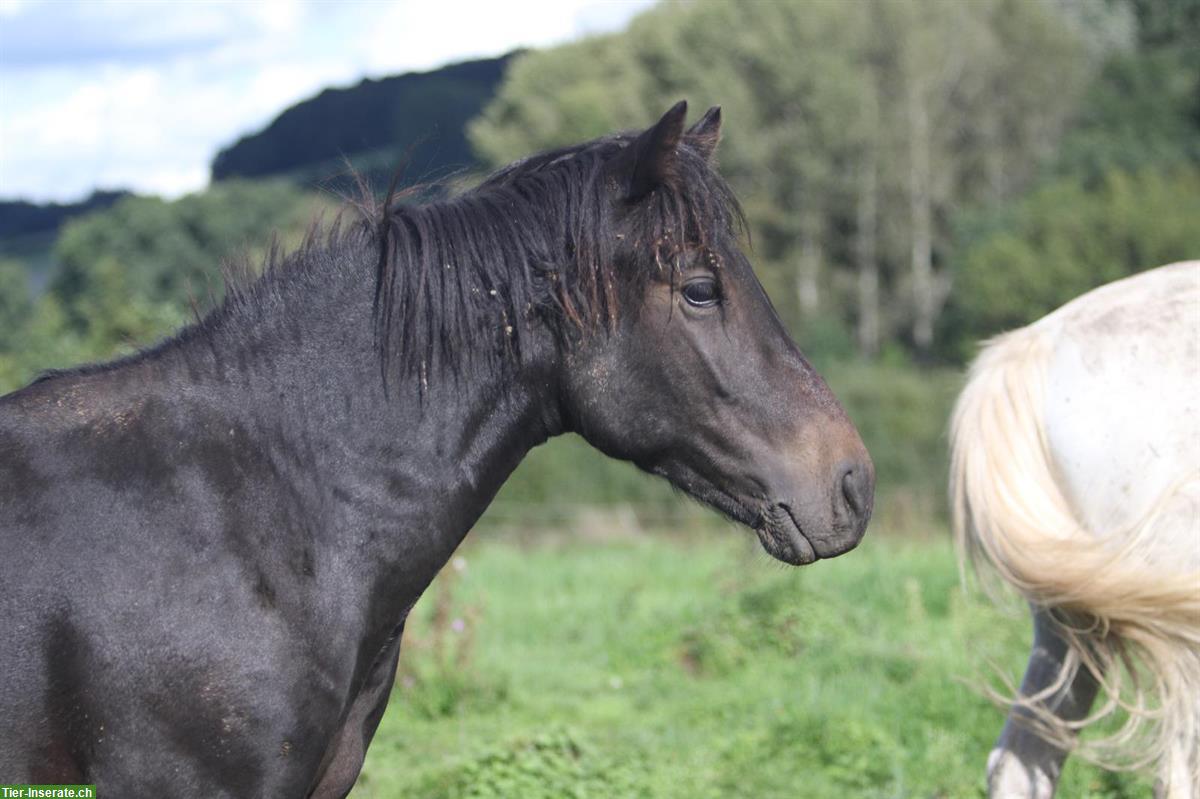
988, 610, 1100, 799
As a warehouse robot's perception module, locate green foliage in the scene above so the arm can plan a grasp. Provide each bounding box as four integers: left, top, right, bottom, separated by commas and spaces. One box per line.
52, 180, 324, 322
792, 312, 858, 370
408, 729, 646, 799
480, 434, 684, 532
823, 361, 961, 525
394, 559, 510, 721
0, 259, 38, 389
945, 0, 1200, 354
677, 574, 843, 677
943, 166, 1200, 357
714, 715, 902, 797
1053, 46, 1200, 182
1123, 0, 1200, 49
0, 288, 83, 390
469, 0, 1095, 359
0, 181, 328, 394
0, 230, 58, 289
0, 259, 33, 337
397, 662, 509, 723
468, 36, 640, 164
67, 256, 190, 351
469, 0, 1200, 361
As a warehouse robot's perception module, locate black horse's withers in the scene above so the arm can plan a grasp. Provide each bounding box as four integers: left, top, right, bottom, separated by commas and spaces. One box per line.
0, 103, 872, 796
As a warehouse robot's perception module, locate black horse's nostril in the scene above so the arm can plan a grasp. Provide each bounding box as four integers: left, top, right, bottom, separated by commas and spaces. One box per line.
840, 463, 872, 521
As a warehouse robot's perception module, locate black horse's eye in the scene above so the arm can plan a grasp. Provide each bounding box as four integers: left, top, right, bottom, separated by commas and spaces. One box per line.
682, 278, 721, 308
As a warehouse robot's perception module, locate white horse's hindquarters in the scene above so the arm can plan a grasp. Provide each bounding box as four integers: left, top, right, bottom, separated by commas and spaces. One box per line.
1039, 262, 1200, 566
954, 262, 1200, 798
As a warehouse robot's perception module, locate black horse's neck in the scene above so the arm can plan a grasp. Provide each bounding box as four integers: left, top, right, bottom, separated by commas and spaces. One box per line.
156, 235, 565, 648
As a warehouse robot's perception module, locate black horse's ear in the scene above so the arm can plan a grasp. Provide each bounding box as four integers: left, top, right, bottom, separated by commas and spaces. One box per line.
688, 106, 721, 162
620, 100, 688, 201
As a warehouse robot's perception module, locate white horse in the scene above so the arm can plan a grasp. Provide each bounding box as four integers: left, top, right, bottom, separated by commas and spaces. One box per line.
951, 262, 1200, 798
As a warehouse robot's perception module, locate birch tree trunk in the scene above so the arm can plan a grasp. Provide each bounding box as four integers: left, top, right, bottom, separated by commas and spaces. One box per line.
797, 208, 821, 317
907, 75, 935, 353
855, 85, 881, 358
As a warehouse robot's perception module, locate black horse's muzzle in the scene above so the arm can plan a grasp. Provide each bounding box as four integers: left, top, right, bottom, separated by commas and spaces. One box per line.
754, 454, 874, 566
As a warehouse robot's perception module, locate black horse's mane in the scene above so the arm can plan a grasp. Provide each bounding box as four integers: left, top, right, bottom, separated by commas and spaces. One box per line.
34, 129, 745, 388
368, 131, 744, 380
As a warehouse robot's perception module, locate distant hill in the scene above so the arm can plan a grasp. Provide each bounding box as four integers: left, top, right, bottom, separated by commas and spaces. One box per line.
210, 53, 514, 187
0, 190, 133, 289
0, 190, 130, 239
0, 54, 513, 285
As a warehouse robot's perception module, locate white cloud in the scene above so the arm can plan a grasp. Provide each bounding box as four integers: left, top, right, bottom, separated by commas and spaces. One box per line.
0, 0, 655, 203
246, 0, 304, 36
364, 0, 584, 75
0, 0, 31, 18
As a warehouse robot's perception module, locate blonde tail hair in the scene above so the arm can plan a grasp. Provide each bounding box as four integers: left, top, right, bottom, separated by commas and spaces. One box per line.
950, 325, 1200, 794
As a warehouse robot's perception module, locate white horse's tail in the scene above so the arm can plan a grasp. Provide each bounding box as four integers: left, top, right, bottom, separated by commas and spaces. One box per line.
950, 324, 1200, 789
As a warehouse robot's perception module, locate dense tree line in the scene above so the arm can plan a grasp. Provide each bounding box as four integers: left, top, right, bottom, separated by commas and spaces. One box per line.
0, 190, 129, 239
470, 0, 1200, 360
2, 0, 1197, 395
0, 181, 328, 390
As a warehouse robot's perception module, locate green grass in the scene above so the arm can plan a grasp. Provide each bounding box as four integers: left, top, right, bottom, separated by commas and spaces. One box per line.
350, 529, 1152, 798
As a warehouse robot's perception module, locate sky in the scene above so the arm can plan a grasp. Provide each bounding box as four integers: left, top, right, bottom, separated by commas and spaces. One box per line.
0, 0, 655, 204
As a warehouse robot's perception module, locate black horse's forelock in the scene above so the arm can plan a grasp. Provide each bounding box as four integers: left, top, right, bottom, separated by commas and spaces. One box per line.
213, 130, 745, 389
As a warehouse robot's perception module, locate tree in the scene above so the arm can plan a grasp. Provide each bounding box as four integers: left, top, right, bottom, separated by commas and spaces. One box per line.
942, 165, 1200, 358
1052, 32, 1199, 181
0, 259, 33, 345
51, 180, 330, 333
0, 181, 331, 394
940, 0, 1200, 358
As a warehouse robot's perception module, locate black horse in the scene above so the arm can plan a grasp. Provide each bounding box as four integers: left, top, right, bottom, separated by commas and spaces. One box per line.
0, 103, 873, 796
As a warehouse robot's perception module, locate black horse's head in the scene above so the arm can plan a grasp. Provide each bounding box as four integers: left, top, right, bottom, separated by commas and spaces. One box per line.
491, 102, 874, 565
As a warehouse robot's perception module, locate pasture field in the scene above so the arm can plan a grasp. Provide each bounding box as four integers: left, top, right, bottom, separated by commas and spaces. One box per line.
351, 528, 1151, 798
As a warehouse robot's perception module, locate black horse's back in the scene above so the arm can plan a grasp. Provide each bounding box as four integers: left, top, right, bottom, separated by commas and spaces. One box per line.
0, 369, 352, 794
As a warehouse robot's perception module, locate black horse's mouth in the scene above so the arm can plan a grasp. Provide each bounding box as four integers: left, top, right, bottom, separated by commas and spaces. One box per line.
646, 459, 818, 566
753, 503, 817, 566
